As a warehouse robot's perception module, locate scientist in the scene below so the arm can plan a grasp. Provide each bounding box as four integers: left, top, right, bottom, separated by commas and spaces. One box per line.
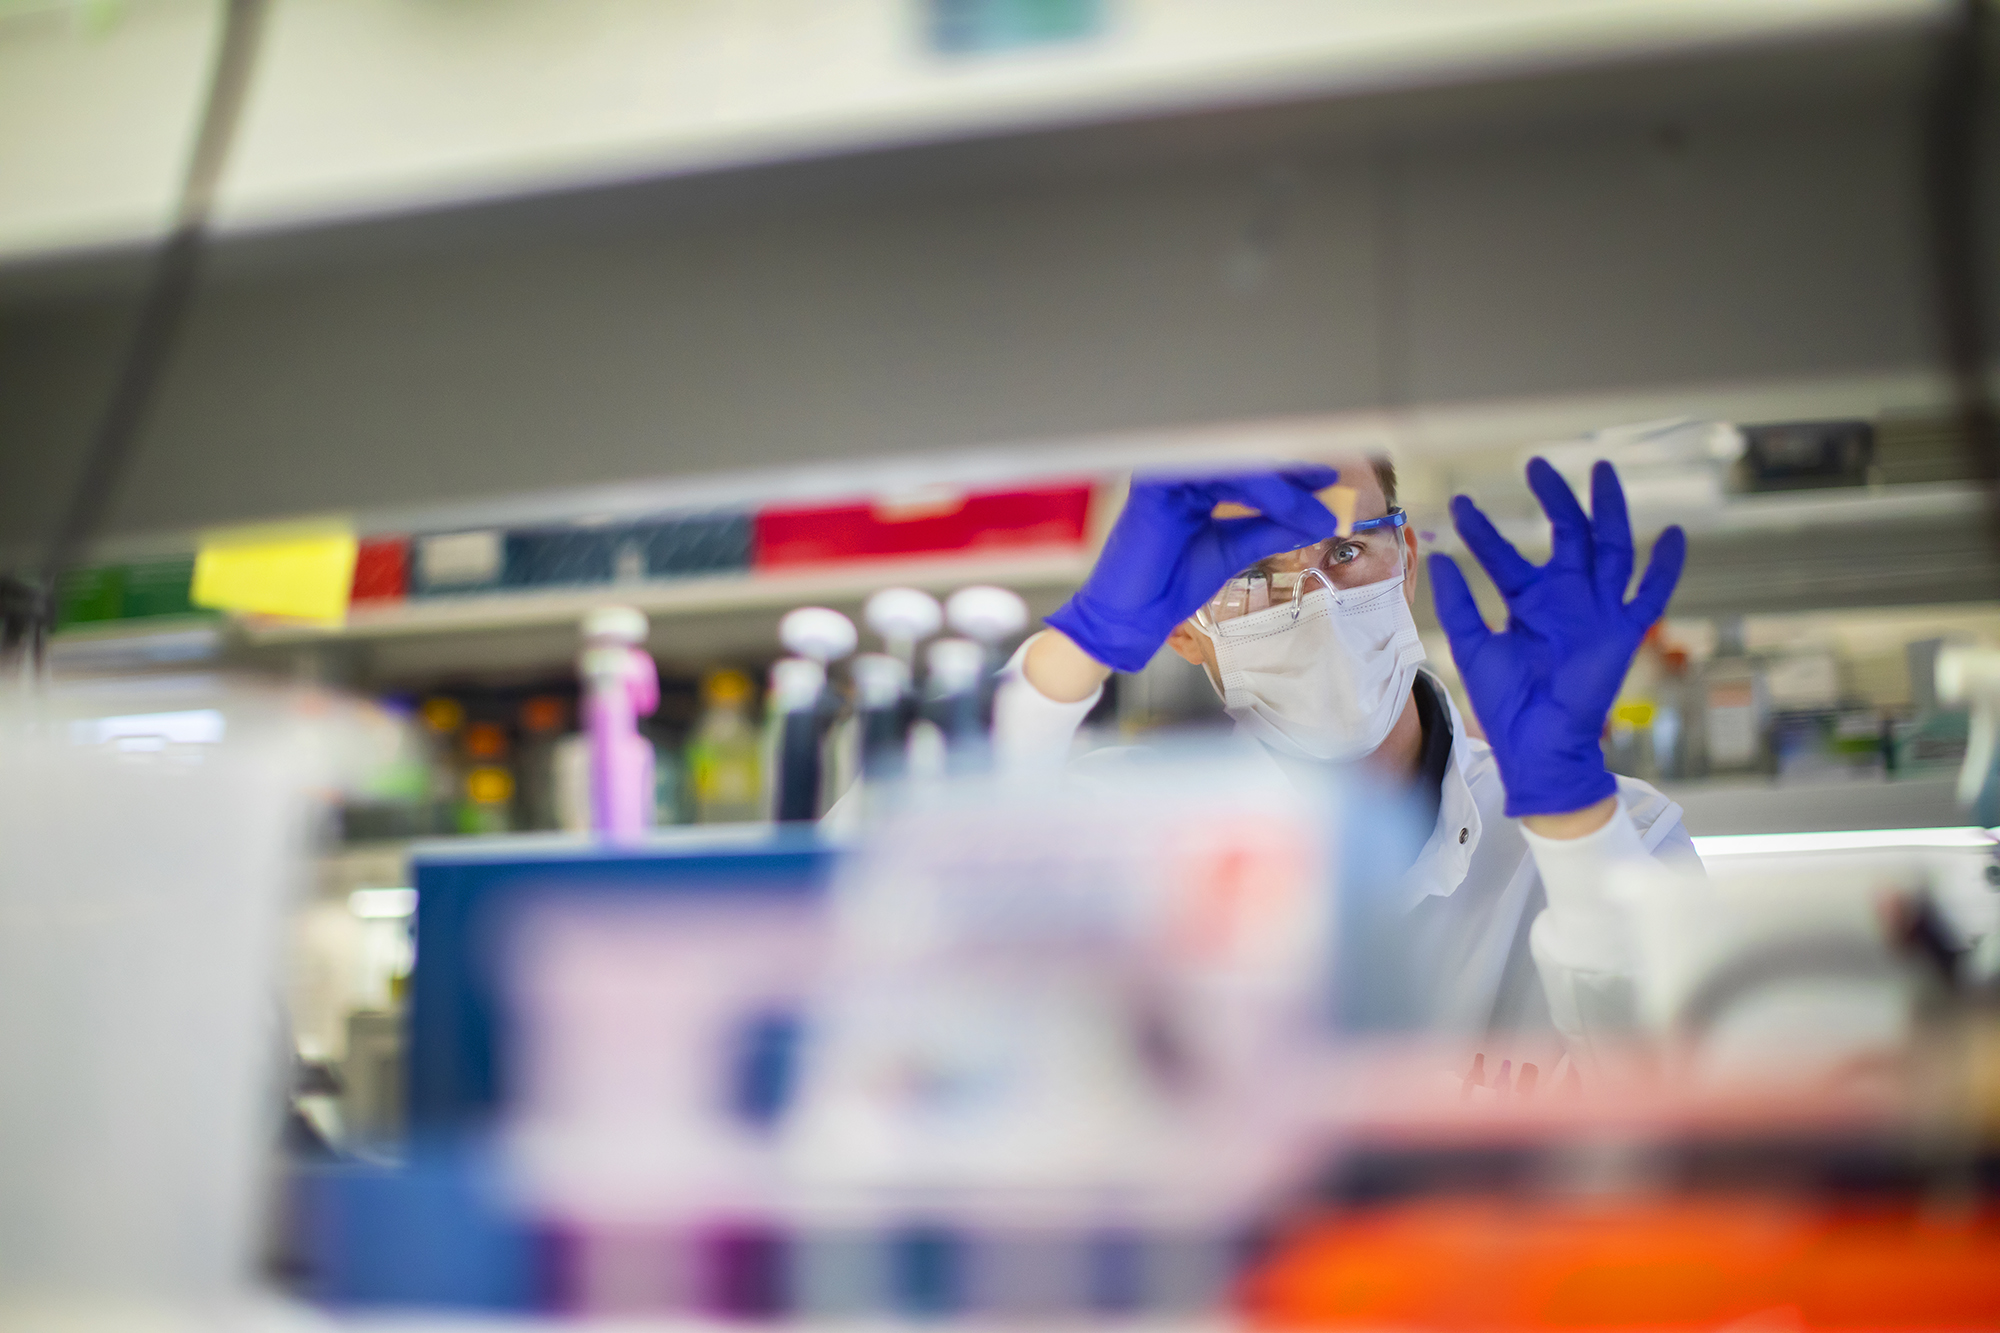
996, 456, 1700, 1066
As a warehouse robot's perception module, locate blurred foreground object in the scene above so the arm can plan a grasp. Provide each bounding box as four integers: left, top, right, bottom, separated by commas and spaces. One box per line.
293, 736, 2000, 1321
1540, 820, 1999, 1091
1247, 820, 2000, 1330
0, 676, 354, 1324
1243, 1022, 2000, 1331
303, 744, 1369, 1318
1246, 1194, 2000, 1329
786, 751, 1336, 1202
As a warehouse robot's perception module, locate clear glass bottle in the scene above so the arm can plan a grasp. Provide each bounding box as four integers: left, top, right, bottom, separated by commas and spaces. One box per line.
1606, 627, 1669, 782
1651, 640, 1694, 780
1697, 618, 1770, 777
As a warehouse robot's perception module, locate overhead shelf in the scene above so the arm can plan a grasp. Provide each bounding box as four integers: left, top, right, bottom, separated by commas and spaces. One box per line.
0, 0, 1944, 265
45, 547, 1093, 682
47, 472, 1103, 663
43, 398, 1996, 673
1421, 482, 1993, 554
51, 480, 1995, 659
233, 548, 1089, 646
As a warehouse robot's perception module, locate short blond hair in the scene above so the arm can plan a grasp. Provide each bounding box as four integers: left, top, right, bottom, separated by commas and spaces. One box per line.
1371, 456, 1398, 509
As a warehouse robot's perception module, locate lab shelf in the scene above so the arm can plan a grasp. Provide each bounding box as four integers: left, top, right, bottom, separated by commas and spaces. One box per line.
300, 480, 1991, 650
41, 548, 1091, 662
1662, 773, 1968, 838
2, 0, 1940, 266
245, 548, 1093, 644
1424, 482, 1994, 556
55, 476, 1988, 654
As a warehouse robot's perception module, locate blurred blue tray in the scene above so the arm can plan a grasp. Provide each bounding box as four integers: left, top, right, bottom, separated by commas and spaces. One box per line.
406, 827, 833, 1132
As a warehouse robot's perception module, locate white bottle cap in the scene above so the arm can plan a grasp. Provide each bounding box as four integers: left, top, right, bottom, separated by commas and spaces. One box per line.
779, 606, 858, 663
582, 605, 648, 644
945, 585, 1028, 644
1937, 645, 2000, 704
850, 652, 910, 710
926, 637, 986, 695
864, 587, 943, 646
769, 656, 826, 712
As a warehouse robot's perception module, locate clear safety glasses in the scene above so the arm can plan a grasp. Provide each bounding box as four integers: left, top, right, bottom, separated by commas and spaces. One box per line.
1195, 508, 1409, 630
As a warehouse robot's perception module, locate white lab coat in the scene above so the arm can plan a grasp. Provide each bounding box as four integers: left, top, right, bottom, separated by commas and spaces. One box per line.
984, 635, 1703, 1072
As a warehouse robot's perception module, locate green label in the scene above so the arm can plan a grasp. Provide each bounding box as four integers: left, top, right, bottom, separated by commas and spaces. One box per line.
55, 566, 125, 627
55, 557, 211, 628
121, 557, 202, 619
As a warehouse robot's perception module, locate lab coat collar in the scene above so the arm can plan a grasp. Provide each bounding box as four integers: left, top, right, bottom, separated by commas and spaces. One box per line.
1397, 672, 1484, 912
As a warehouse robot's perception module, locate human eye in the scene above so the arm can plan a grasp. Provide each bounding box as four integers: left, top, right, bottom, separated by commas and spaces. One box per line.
1325, 540, 1365, 567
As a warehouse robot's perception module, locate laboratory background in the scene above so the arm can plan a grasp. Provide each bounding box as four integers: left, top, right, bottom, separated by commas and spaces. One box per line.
3, 0, 2000, 1328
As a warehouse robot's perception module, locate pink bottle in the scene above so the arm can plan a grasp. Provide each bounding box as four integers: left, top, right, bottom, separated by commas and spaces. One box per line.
579, 606, 659, 841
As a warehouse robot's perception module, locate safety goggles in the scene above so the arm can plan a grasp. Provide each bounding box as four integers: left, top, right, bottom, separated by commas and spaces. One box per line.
1194, 508, 1409, 630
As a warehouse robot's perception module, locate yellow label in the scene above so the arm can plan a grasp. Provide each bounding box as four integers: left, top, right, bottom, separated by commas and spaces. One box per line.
690, 746, 759, 802
190, 524, 357, 624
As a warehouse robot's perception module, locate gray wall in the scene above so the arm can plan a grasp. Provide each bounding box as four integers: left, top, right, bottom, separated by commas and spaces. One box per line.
1, 33, 1991, 561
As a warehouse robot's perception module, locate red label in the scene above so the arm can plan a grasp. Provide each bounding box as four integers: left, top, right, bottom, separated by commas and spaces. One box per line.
753, 483, 1094, 569
351, 537, 409, 603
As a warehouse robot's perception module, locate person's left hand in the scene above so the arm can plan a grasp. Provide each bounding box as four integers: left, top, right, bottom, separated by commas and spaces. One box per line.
1428, 459, 1686, 819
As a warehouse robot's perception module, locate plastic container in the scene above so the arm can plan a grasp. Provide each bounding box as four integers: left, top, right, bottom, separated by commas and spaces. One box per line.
687, 669, 764, 823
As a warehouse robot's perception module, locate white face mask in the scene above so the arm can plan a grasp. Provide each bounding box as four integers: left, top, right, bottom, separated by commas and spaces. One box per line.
1198, 572, 1426, 762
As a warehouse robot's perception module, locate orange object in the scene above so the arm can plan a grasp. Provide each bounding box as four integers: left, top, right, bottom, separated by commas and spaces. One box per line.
464, 722, 508, 760
521, 695, 567, 734
1241, 1197, 2000, 1330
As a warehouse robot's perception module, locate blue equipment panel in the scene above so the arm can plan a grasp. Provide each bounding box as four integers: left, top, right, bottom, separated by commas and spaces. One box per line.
406, 830, 834, 1132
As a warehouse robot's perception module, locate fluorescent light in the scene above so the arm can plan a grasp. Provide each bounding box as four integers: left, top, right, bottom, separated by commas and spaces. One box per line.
71, 708, 225, 746
349, 887, 417, 919
1692, 827, 1996, 858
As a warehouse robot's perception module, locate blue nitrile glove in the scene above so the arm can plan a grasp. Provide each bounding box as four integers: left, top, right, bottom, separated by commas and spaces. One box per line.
1045, 466, 1343, 673
1428, 459, 1687, 818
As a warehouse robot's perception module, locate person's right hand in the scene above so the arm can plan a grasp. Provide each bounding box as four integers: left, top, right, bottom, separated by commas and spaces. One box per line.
1043, 466, 1343, 673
